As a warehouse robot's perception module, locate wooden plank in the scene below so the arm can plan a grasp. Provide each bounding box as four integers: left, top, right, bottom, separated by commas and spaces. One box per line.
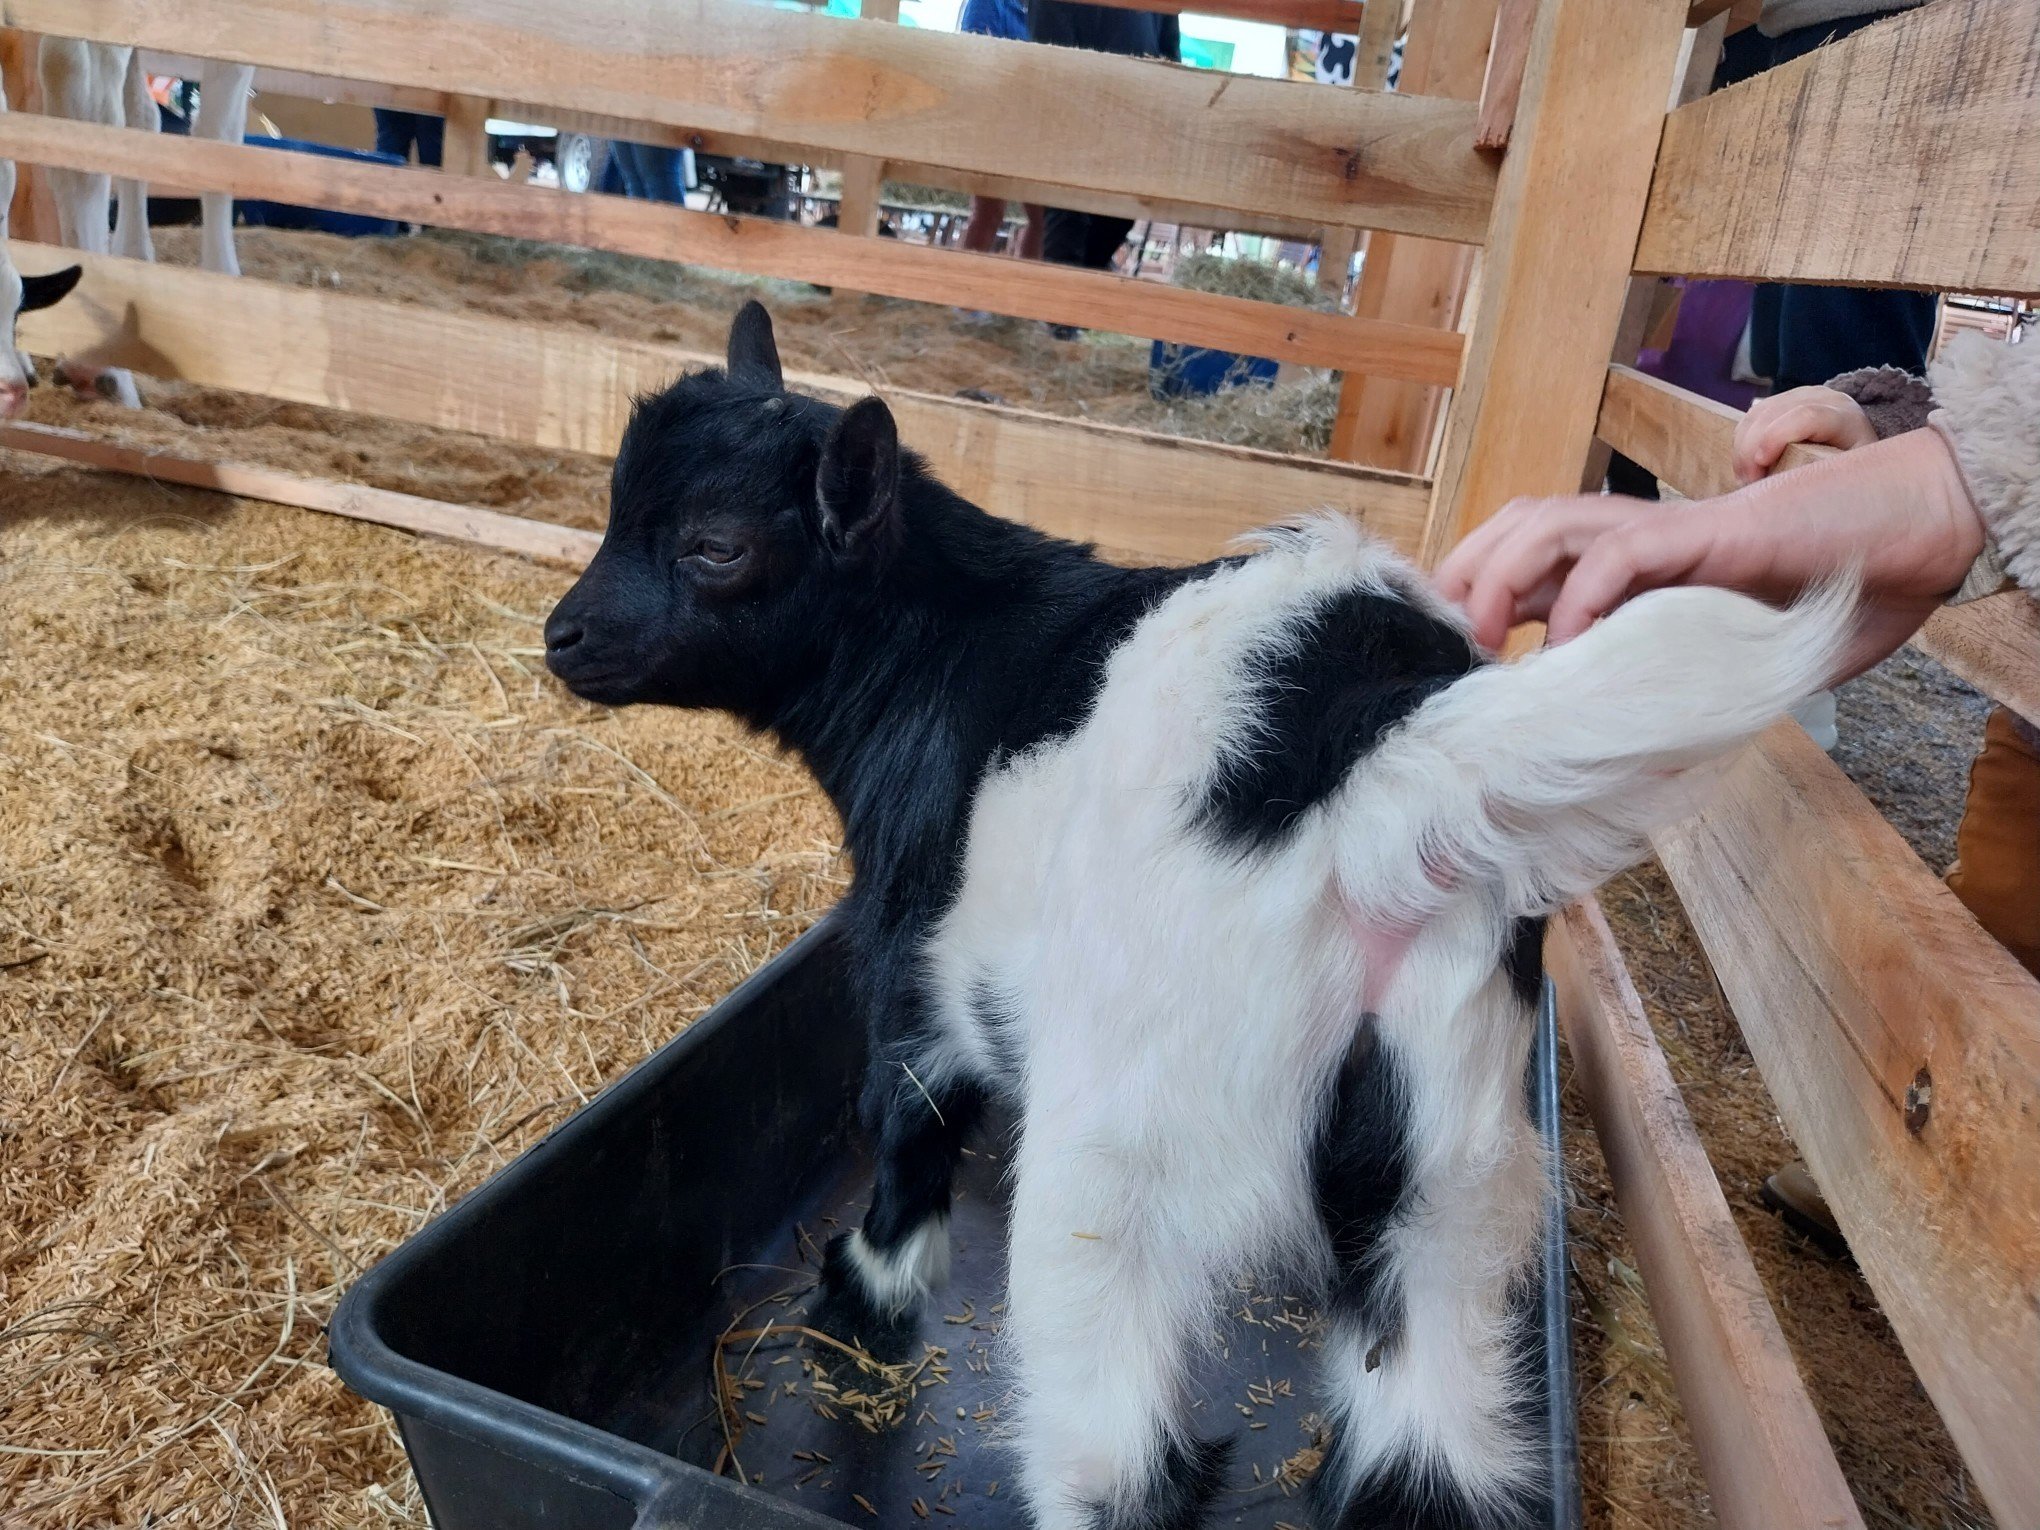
1472, 0, 1534, 151
1548, 899, 1866, 1530
1087, 0, 1366, 28
0, 420, 603, 567
440, 93, 492, 179
136, 48, 1336, 241
1, 26, 59, 242
834, 0, 899, 239
14, 246, 1431, 563
1655, 722, 2040, 1528
0, 114, 1463, 383
21, 0, 1499, 243
1313, 0, 1400, 307
1913, 594, 2040, 728
1425, 0, 1690, 565
1598, 364, 2040, 721
1328, 0, 1497, 472
1634, 0, 2040, 297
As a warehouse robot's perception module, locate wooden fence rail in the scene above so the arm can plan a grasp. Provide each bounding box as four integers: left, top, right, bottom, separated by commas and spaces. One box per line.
1634, 0, 2040, 295
11, 0, 1497, 240
0, 114, 1463, 382
13, 245, 1432, 563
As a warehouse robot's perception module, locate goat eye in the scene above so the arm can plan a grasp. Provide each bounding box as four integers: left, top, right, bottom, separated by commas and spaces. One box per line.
686, 538, 745, 567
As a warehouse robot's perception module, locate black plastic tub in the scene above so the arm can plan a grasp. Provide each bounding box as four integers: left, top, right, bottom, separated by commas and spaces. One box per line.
330, 918, 1582, 1530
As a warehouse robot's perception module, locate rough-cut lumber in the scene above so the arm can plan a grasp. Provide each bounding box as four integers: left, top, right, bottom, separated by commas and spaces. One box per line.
440, 93, 492, 179
1472, 0, 1534, 151
1635, 0, 2040, 297
1655, 723, 2040, 1528
131, 50, 1333, 242
0, 421, 603, 567
1088, 0, 1365, 28
14, 246, 1430, 563
1597, 365, 2040, 721
1329, 0, 1497, 472
1548, 900, 1865, 1530
1425, 0, 1689, 563
1085, 0, 1354, 26
19, 0, 1498, 243
1913, 593, 2040, 728
0, 115, 1462, 384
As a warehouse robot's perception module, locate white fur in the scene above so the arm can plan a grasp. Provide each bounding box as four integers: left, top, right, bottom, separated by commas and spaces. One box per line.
35, 43, 252, 405
910, 515, 1854, 1527
1, 74, 28, 417
843, 1217, 952, 1315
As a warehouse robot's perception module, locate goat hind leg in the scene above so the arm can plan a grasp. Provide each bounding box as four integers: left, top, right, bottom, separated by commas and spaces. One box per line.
809, 1069, 983, 1361
1004, 1148, 1229, 1530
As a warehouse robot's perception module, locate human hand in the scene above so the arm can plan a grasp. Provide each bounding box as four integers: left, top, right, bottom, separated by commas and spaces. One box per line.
1732, 386, 1877, 484
1432, 429, 1986, 681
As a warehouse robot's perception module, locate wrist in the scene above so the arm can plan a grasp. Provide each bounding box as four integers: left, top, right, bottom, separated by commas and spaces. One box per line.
1887, 426, 1988, 592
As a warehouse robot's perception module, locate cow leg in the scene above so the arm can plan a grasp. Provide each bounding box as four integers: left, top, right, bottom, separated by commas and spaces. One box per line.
40, 40, 141, 406
809, 1065, 983, 1362
194, 60, 253, 277
111, 49, 156, 264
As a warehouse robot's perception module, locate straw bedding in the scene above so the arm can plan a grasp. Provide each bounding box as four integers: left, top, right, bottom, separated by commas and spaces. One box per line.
0, 462, 840, 1526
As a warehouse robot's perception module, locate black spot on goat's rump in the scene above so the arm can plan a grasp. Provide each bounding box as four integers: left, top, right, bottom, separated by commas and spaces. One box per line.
1313, 1444, 1541, 1530
1314, 1015, 1413, 1358
1083, 1433, 1232, 1530
1504, 915, 1546, 1006
1197, 585, 1478, 852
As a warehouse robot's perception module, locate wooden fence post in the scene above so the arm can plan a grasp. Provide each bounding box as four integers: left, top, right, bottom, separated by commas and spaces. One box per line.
1423, 0, 1689, 564
1326, 0, 1497, 471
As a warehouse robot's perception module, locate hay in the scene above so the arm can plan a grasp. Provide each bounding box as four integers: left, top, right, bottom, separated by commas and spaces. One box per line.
1167, 251, 1333, 312
0, 460, 842, 1528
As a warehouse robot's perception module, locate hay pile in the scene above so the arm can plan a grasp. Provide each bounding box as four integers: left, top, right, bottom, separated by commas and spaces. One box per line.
0, 458, 841, 1528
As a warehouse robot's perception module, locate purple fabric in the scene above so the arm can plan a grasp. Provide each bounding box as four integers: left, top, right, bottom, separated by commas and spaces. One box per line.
1636, 279, 1762, 412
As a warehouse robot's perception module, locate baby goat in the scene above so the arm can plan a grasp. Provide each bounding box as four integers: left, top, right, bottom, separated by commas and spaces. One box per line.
545, 305, 1851, 1530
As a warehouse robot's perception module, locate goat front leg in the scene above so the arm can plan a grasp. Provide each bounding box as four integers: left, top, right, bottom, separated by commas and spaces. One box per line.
1004, 1140, 1230, 1530
194, 61, 254, 277
809, 1061, 983, 1362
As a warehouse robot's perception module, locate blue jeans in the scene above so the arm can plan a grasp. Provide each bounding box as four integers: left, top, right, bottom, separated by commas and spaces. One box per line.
372, 110, 444, 168
612, 142, 688, 204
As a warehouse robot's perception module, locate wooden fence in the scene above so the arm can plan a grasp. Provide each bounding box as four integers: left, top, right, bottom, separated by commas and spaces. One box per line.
2, 1, 2036, 1525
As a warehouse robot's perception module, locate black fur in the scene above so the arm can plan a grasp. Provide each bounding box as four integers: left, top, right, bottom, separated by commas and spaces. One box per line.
1313, 1015, 1413, 1364
1314, 1443, 1539, 1530
1503, 915, 1546, 1007
1197, 585, 1478, 853
1083, 1434, 1233, 1530
19, 264, 83, 314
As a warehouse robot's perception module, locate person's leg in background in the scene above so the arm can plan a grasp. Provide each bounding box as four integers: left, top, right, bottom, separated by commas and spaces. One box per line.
373, 109, 419, 163
412, 114, 445, 169
612, 141, 651, 201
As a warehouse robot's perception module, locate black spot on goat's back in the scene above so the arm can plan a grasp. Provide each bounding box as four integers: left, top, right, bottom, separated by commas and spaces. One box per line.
1197, 586, 1478, 852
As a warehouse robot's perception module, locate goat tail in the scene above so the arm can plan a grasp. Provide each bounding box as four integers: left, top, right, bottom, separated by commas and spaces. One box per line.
1335, 576, 1860, 925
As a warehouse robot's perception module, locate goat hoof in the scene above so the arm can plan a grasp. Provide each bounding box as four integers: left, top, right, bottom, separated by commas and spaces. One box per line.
806, 1233, 920, 1364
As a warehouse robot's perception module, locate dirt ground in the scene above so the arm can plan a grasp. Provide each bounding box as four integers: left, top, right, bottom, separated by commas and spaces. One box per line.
1, 225, 1998, 1529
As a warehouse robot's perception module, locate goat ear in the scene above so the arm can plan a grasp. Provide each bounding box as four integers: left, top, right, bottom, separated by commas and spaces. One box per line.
726, 300, 783, 390
816, 396, 900, 555
19, 265, 83, 313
